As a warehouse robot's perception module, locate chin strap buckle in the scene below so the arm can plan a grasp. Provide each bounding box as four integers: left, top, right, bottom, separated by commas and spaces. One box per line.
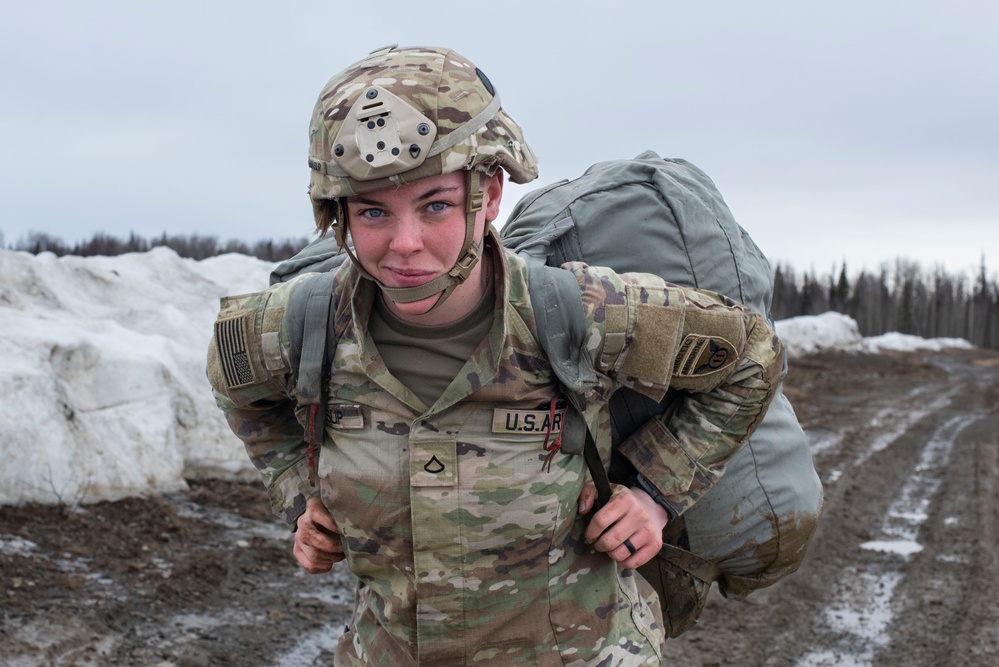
449, 242, 483, 284
467, 189, 484, 213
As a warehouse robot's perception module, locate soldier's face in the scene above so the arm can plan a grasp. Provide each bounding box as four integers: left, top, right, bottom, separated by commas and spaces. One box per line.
346, 170, 503, 324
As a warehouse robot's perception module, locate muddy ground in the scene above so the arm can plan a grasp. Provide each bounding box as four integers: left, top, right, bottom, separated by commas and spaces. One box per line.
2, 348, 997, 666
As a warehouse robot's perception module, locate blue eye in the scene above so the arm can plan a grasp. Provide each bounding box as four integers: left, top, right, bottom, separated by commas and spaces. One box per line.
428, 201, 448, 213
360, 208, 384, 220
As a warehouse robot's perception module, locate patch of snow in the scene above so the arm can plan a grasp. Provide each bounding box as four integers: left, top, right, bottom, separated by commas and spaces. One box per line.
807, 430, 844, 456
796, 569, 902, 667
776, 311, 972, 357
273, 625, 344, 666
0, 248, 272, 505
860, 540, 923, 556
862, 332, 973, 353
776, 312, 863, 357
0, 534, 38, 556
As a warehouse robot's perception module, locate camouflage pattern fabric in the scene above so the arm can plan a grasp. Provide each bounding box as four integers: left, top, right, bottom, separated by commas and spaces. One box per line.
207, 230, 782, 665
308, 46, 538, 219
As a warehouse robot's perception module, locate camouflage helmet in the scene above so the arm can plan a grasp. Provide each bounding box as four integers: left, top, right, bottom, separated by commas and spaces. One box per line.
308, 44, 538, 228
306, 44, 538, 308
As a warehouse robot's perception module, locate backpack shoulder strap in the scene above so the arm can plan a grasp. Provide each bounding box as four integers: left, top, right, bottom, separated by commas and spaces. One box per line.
524, 260, 599, 456
286, 271, 337, 403
284, 270, 342, 485
524, 260, 597, 398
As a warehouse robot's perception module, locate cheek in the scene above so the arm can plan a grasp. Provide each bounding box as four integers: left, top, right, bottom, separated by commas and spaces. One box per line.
417, 217, 468, 264
442, 224, 469, 260
348, 226, 386, 268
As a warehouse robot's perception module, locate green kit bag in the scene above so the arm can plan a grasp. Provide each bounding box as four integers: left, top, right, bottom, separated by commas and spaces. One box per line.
501, 151, 823, 636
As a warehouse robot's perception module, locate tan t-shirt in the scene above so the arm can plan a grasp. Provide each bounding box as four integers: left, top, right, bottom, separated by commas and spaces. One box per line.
369, 276, 495, 408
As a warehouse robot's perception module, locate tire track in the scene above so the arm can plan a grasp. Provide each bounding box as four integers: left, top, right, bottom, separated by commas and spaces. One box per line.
662, 349, 997, 667
794, 413, 977, 667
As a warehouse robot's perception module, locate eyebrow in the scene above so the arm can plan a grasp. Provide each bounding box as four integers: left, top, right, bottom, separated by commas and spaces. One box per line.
351, 185, 462, 207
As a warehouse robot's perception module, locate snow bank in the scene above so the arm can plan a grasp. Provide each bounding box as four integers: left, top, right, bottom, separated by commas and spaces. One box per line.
0, 249, 976, 506
861, 332, 973, 353
0, 248, 273, 505
776, 312, 973, 357
775, 312, 864, 357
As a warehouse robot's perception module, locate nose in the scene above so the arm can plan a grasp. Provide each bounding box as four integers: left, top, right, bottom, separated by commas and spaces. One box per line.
389, 214, 423, 255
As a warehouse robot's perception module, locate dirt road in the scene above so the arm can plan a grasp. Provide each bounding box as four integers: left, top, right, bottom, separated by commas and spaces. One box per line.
663, 348, 999, 667
2, 348, 997, 666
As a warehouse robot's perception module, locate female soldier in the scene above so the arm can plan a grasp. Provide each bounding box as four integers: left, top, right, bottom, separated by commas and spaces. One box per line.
208, 45, 783, 665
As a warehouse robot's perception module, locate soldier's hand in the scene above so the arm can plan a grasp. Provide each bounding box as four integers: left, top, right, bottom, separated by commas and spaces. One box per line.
578, 482, 668, 569
293, 496, 345, 573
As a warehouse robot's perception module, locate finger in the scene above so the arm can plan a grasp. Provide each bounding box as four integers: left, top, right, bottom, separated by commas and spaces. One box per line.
588, 495, 665, 556
305, 498, 340, 534
584, 490, 637, 545
584, 498, 625, 543
602, 535, 637, 562
295, 525, 347, 565
606, 535, 660, 568
313, 521, 344, 550
300, 501, 344, 552
302, 531, 345, 559
584, 512, 612, 546
623, 538, 638, 556
294, 540, 335, 573
591, 524, 636, 555
577, 481, 597, 515
299, 519, 337, 550
624, 539, 661, 569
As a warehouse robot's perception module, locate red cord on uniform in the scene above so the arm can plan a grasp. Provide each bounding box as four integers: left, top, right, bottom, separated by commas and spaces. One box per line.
541, 396, 563, 472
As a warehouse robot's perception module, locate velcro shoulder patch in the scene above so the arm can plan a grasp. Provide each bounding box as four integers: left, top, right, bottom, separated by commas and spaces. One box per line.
620, 301, 684, 383
592, 279, 685, 401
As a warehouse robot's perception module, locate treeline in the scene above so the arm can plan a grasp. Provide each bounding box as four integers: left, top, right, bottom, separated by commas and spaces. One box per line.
772, 258, 999, 350
6, 231, 311, 262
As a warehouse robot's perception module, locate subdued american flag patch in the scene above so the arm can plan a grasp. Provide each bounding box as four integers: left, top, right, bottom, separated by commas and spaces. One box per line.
215, 316, 255, 388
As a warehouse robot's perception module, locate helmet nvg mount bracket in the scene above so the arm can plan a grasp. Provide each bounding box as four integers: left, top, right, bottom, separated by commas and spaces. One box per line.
330, 86, 437, 182
307, 44, 538, 310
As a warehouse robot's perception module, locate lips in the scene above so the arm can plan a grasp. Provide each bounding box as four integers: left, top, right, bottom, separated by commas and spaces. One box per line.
384, 268, 438, 287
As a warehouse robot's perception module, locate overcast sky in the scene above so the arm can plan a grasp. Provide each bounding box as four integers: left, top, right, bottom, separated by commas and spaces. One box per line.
2, 0, 996, 276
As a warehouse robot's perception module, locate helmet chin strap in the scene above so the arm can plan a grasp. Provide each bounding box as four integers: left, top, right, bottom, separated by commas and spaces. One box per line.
339, 170, 485, 312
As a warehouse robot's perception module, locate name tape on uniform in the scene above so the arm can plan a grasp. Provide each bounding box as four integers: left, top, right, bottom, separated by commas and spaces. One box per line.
492, 408, 565, 434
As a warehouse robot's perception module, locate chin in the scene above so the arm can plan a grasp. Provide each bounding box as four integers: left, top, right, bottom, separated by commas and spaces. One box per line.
389, 294, 442, 319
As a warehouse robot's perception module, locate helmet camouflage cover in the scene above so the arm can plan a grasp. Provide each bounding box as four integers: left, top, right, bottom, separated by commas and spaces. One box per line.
308, 44, 539, 234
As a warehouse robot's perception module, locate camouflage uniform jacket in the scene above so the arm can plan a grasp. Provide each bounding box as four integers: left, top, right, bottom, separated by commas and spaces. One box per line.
208, 234, 783, 666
